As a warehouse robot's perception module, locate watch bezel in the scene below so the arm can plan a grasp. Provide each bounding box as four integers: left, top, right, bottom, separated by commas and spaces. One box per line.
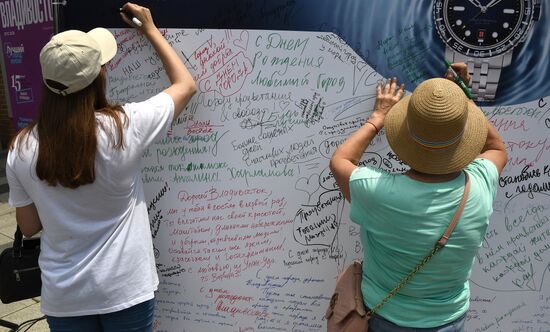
433, 0, 536, 58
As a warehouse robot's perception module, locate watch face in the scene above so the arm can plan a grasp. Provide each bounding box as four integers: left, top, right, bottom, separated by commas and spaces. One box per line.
434, 0, 536, 58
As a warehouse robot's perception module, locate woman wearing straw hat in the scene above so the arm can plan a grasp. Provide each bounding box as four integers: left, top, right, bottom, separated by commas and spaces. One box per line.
330, 63, 507, 331
6, 2, 195, 331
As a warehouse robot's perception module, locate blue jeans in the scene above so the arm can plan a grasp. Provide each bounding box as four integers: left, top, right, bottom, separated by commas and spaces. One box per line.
46, 298, 155, 332
368, 312, 466, 332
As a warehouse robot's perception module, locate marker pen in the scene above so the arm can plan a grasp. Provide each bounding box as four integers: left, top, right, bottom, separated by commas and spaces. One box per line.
119, 9, 143, 27
444, 59, 473, 99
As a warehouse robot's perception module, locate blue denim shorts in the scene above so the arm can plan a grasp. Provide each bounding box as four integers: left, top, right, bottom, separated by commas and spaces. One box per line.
46, 298, 155, 332
368, 312, 467, 332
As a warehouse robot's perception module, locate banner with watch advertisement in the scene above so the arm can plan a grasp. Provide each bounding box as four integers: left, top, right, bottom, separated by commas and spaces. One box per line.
63, 0, 547, 106
53, 1, 549, 331
0, 0, 53, 130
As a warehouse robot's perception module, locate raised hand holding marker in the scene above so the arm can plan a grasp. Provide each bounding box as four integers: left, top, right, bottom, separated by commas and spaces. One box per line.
119, 8, 143, 27
444, 59, 473, 99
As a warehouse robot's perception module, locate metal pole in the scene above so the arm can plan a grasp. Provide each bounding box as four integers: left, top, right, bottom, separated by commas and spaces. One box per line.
53, 2, 59, 34
52, 0, 67, 34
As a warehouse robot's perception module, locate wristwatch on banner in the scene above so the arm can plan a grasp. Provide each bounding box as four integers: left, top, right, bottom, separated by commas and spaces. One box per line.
433, 0, 541, 101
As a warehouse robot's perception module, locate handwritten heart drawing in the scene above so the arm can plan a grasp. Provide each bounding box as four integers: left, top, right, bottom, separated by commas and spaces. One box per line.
295, 174, 320, 201
233, 30, 249, 51
293, 190, 345, 248
279, 100, 290, 111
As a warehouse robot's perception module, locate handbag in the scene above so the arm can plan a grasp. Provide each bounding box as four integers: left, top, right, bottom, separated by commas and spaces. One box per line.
0, 226, 42, 304
325, 173, 470, 332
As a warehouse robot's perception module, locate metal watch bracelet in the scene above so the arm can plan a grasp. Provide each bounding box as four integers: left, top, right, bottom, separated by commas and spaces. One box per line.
445, 47, 512, 102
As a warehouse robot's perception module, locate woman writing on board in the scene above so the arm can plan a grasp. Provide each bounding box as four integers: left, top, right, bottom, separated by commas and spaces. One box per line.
6, 2, 195, 331
330, 64, 507, 331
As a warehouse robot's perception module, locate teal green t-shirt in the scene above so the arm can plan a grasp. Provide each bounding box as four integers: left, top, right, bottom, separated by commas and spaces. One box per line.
349, 158, 498, 328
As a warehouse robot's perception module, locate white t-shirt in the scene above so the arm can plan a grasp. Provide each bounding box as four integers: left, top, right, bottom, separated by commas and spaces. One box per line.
6, 92, 174, 317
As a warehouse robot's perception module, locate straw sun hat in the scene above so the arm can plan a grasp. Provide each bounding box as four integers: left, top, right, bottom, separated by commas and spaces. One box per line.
384, 78, 488, 174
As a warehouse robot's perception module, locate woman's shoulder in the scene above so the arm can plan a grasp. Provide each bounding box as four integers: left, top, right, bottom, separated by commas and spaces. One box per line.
464, 158, 500, 197
349, 166, 403, 188
465, 158, 499, 180
8, 127, 38, 154
350, 166, 397, 182
121, 92, 174, 113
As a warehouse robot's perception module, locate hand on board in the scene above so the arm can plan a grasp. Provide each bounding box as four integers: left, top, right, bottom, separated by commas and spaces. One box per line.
445, 62, 471, 86
370, 77, 405, 126
120, 2, 156, 32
